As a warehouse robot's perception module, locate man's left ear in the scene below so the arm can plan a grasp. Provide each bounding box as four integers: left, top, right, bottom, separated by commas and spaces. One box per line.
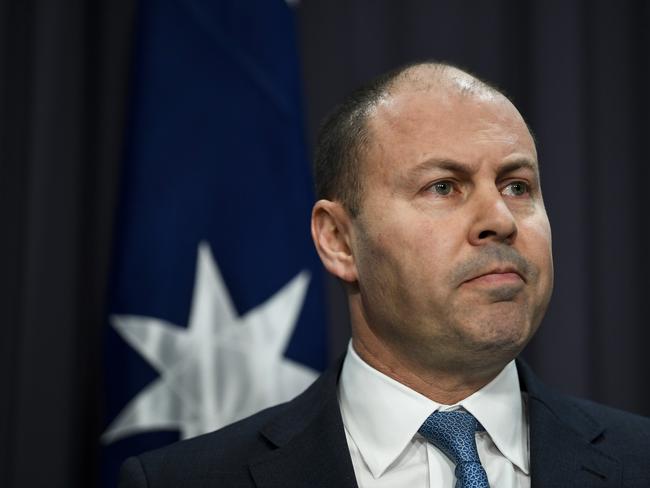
311, 200, 358, 283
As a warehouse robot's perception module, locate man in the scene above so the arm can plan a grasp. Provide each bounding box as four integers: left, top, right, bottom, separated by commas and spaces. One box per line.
119, 62, 650, 487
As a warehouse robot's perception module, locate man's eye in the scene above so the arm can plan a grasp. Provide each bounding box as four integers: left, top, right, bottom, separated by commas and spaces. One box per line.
503, 181, 529, 196
430, 181, 454, 196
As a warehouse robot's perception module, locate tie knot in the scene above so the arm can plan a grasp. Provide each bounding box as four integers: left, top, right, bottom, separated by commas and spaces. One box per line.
418, 410, 482, 465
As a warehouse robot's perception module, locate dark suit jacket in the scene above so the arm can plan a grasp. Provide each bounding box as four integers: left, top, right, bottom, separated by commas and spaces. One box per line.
119, 359, 650, 487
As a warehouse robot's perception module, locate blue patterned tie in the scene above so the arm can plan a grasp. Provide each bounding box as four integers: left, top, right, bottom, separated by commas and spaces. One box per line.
418, 410, 490, 488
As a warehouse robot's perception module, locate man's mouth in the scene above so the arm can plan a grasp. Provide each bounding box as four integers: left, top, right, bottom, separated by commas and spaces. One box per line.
462, 266, 525, 286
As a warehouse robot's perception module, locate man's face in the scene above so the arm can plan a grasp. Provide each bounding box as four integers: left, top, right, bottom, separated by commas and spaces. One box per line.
349, 83, 554, 372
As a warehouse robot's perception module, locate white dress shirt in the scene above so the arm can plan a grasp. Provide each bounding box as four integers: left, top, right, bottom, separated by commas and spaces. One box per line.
338, 343, 530, 487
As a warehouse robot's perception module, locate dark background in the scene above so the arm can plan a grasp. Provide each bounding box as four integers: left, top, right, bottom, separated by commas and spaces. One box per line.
1, 1, 648, 487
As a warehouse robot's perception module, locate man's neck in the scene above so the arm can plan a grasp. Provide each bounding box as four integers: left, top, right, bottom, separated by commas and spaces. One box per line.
352, 336, 505, 405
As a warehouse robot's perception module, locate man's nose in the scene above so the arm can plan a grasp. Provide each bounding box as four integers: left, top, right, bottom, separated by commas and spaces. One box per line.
467, 187, 518, 245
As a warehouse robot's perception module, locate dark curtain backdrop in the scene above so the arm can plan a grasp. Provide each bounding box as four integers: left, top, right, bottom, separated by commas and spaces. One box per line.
0, 0, 135, 486
0, 1, 648, 487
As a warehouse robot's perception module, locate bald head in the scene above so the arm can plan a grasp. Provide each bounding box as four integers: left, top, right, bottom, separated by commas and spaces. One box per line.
313, 62, 526, 216
388, 63, 503, 100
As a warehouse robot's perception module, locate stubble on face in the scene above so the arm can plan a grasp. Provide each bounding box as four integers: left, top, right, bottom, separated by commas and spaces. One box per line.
352, 219, 545, 377
442, 244, 544, 358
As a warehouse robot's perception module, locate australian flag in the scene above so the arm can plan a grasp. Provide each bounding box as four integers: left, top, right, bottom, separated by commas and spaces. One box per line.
101, 0, 327, 486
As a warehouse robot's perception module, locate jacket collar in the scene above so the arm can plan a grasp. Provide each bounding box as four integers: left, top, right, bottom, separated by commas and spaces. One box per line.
517, 359, 621, 487
248, 356, 358, 488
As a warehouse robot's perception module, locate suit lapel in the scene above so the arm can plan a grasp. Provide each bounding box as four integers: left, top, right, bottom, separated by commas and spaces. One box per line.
248, 358, 358, 488
518, 360, 621, 488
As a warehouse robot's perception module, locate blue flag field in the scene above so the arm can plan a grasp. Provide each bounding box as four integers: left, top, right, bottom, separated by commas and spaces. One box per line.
101, 0, 327, 485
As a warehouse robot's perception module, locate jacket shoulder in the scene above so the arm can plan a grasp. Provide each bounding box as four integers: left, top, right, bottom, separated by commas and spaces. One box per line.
569, 396, 650, 449
119, 402, 290, 488
571, 396, 650, 484
118, 360, 344, 488
518, 357, 650, 450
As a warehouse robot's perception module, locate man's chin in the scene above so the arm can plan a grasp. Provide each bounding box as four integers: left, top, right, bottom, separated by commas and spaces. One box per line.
456, 309, 536, 359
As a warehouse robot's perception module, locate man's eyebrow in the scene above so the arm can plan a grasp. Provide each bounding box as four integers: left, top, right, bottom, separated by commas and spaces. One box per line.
498, 158, 538, 174
407, 158, 476, 177
404, 157, 538, 182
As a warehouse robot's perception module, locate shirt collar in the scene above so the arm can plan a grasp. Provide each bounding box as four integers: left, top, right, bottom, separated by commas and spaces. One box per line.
338, 342, 528, 478
460, 360, 529, 474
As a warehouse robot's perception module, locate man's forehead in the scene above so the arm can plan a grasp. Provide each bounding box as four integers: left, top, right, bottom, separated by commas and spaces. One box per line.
362, 78, 537, 177
373, 80, 515, 128
371, 90, 531, 144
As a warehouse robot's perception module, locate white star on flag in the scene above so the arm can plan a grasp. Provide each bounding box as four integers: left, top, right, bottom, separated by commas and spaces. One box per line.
102, 242, 317, 444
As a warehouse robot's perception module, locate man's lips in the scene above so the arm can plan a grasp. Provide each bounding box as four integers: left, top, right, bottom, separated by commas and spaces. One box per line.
462, 268, 525, 286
